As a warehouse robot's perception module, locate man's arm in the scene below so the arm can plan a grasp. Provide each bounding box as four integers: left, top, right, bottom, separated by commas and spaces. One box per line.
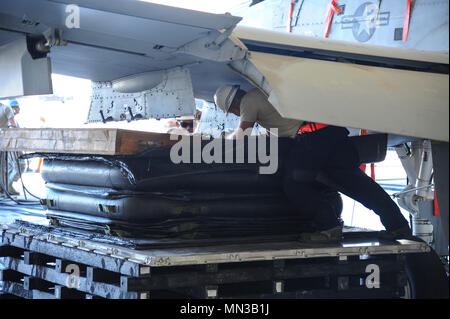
226, 91, 257, 139
227, 121, 254, 139
8, 117, 17, 128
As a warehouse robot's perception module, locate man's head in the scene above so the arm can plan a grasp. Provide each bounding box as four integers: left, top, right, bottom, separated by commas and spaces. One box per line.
9, 100, 20, 115
214, 85, 246, 116
179, 119, 194, 133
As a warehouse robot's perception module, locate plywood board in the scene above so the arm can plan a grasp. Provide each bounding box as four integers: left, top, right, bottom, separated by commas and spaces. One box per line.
0, 128, 176, 155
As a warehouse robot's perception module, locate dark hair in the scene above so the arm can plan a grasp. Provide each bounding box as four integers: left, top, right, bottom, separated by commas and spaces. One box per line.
179, 120, 194, 133
179, 121, 193, 128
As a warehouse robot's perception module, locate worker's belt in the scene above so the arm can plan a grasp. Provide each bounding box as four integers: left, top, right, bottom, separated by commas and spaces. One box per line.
297, 122, 329, 134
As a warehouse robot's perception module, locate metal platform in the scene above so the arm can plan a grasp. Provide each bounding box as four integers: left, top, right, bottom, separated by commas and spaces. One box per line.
0, 220, 430, 299
0, 221, 430, 266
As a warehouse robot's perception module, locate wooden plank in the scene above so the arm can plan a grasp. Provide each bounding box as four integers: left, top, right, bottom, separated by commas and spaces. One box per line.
0, 282, 33, 299
115, 129, 175, 154
1, 281, 55, 299
3, 256, 139, 299
2, 232, 146, 276
0, 128, 176, 155
32, 289, 56, 299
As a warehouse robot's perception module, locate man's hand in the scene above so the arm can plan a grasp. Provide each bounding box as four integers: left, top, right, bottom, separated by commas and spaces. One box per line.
227, 121, 255, 139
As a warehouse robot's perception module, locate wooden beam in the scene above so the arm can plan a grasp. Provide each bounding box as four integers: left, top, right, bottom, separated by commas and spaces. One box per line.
0, 128, 176, 155
114, 129, 175, 154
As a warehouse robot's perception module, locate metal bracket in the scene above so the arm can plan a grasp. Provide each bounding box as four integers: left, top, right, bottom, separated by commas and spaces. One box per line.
178, 30, 246, 62
0, 37, 53, 99
42, 28, 67, 48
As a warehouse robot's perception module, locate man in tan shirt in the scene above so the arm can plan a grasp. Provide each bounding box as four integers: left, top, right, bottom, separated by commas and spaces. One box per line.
215, 85, 303, 139
0, 100, 21, 196
214, 85, 411, 242
0, 101, 17, 129
238, 88, 302, 138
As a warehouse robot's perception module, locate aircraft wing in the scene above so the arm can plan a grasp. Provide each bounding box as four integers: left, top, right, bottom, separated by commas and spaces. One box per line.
0, 0, 251, 98
235, 26, 449, 142
0, 0, 448, 141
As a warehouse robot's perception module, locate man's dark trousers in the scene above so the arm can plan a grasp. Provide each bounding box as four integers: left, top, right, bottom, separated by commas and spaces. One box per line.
283, 126, 410, 231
